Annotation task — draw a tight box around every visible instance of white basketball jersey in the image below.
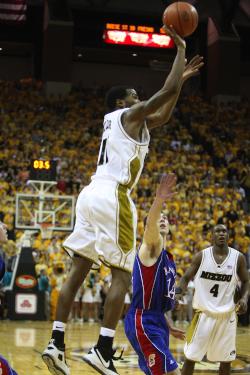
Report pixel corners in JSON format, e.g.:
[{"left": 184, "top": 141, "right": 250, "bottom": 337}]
[
  {"left": 93, "top": 108, "right": 150, "bottom": 190},
  {"left": 193, "top": 247, "right": 239, "bottom": 314}
]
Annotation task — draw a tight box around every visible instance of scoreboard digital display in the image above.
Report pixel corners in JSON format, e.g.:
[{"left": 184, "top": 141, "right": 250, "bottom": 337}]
[
  {"left": 103, "top": 23, "right": 174, "bottom": 49},
  {"left": 30, "top": 160, "right": 57, "bottom": 181}
]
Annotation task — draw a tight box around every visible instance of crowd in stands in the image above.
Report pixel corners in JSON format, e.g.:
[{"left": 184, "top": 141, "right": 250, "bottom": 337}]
[{"left": 0, "top": 79, "right": 250, "bottom": 324}]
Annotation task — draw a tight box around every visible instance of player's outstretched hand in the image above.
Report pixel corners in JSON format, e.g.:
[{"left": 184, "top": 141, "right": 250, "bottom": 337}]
[
  {"left": 183, "top": 55, "right": 204, "bottom": 82},
  {"left": 163, "top": 25, "right": 186, "bottom": 50},
  {"left": 169, "top": 325, "right": 186, "bottom": 340},
  {"left": 235, "top": 298, "right": 248, "bottom": 315},
  {"left": 0, "top": 222, "right": 8, "bottom": 243},
  {"left": 156, "top": 173, "right": 177, "bottom": 201}
]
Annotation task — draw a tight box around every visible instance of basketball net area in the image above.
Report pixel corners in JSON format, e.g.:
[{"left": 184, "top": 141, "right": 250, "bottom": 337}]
[
  {"left": 39, "top": 222, "right": 54, "bottom": 240},
  {"left": 15, "top": 180, "right": 75, "bottom": 245}
]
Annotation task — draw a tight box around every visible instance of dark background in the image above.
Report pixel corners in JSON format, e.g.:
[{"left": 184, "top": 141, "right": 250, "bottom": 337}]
[{"left": 0, "top": 0, "right": 249, "bottom": 96}]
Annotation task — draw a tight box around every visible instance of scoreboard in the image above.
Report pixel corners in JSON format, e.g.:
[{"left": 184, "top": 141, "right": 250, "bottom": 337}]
[
  {"left": 29, "top": 160, "right": 57, "bottom": 181},
  {"left": 103, "top": 23, "right": 174, "bottom": 49}
]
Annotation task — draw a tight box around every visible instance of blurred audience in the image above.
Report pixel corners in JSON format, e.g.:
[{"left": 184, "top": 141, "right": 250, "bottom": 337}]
[{"left": 0, "top": 79, "right": 250, "bottom": 324}]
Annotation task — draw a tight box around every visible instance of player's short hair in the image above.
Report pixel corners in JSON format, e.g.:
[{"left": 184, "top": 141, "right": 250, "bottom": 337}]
[
  {"left": 105, "top": 85, "right": 132, "bottom": 112},
  {"left": 213, "top": 224, "right": 228, "bottom": 233}
]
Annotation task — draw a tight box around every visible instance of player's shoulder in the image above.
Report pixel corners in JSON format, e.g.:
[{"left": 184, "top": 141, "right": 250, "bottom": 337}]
[
  {"left": 104, "top": 108, "right": 129, "bottom": 118},
  {"left": 193, "top": 250, "right": 203, "bottom": 262},
  {"left": 104, "top": 108, "right": 130, "bottom": 131},
  {"left": 202, "top": 246, "right": 212, "bottom": 252},
  {"left": 198, "top": 246, "right": 212, "bottom": 259},
  {"left": 136, "top": 243, "right": 163, "bottom": 267},
  {"left": 232, "top": 248, "right": 246, "bottom": 266},
  {"left": 228, "top": 246, "right": 240, "bottom": 254},
  {"left": 228, "top": 247, "right": 243, "bottom": 264}
]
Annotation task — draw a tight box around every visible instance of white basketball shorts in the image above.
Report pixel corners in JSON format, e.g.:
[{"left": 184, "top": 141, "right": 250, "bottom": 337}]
[
  {"left": 63, "top": 178, "right": 137, "bottom": 273},
  {"left": 184, "top": 310, "right": 237, "bottom": 362}
]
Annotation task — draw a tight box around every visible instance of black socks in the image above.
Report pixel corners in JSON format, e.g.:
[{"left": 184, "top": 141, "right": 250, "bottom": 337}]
[
  {"left": 96, "top": 335, "right": 114, "bottom": 361},
  {"left": 52, "top": 330, "right": 65, "bottom": 351}
]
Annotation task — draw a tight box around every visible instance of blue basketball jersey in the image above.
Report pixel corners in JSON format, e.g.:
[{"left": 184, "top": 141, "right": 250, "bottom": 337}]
[
  {"left": 0, "top": 355, "right": 18, "bottom": 375},
  {"left": 125, "top": 249, "right": 178, "bottom": 374},
  {"left": 130, "top": 249, "right": 176, "bottom": 313}
]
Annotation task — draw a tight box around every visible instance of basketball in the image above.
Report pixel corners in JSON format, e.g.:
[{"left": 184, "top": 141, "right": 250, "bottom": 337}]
[{"left": 162, "top": 2, "right": 198, "bottom": 37}]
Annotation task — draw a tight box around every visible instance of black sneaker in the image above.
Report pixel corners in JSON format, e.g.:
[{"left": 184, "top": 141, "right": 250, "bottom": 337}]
[{"left": 82, "top": 346, "right": 123, "bottom": 375}]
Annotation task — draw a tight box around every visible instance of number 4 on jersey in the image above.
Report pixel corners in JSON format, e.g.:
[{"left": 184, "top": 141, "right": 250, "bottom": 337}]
[{"left": 210, "top": 284, "right": 219, "bottom": 297}]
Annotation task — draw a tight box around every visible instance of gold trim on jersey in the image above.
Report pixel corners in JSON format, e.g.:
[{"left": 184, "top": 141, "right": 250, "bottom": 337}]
[
  {"left": 117, "top": 185, "right": 134, "bottom": 254},
  {"left": 127, "top": 154, "right": 141, "bottom": 189},
  {"left": 116, "top": 152, "right": 140, "bottom": 254},
  {"left": 186, "top": 311, "right": 202, "bottom": 344},
  {"left": 63, "top": 245, "right": 100, "bottom": 270},
  {"left": 99, "top": 256, "right": 132, "bottom": 274},
  {"left": 117, "top": 109, "right": 150, "bottom": 146}
]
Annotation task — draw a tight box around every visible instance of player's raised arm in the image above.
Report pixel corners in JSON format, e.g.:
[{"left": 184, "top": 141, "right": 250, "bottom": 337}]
[
  {"left": 122, "top": 26, "right": 186, "bottom": 133},
  {"left": 141, "top": 174, "right": 177, "bottom": 259},
  {"left": 146, "top": 55, "right": 204, "bottom": 129}
]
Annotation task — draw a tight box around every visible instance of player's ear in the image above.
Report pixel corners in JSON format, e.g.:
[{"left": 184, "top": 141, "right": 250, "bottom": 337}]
[{"left": 116, "top": 98, "right": 125, "bottom": 108}]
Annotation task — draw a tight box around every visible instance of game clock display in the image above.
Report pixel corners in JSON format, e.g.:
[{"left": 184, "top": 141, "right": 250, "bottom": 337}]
[{"left": 29, "top": 160, "right": 57, "bottom": 181}]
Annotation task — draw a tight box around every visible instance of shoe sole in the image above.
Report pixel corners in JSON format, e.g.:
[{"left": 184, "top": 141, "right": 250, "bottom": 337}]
[
  {"left": 82, "top": 356, "right": 108, "bottom": 375},
  {"left": 42, "top": 354, "right": 68, "bottom": 375}
]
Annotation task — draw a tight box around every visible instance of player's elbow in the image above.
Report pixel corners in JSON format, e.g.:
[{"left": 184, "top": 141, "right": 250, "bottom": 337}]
[{"left": 144, "top": 89, "right": 176, "bottom": 115}]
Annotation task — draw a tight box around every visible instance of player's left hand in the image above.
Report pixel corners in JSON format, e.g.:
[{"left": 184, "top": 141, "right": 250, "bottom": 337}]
[
  {"left": 163, "top": 25, "right": 186, "bottom": 50},
  {"left": 235, "top": 298, "right": 248, "bottom": 315},
  {"left": 182, "top": 55, "right": 204, "bottom": 82},
  {"left": 156, "top": 173, "right": 177, "bottom": 202},
  {"left": 169, "top": 325, "right": 186, "bottom": 340}
]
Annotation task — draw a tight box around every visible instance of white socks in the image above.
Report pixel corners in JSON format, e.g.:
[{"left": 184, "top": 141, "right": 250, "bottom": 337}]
[
  {"left": 100, "top": 327, "right": 115, "bottom": 337},
  {"left": 53, "top": 321, "right": 66, "bottom": 332}
]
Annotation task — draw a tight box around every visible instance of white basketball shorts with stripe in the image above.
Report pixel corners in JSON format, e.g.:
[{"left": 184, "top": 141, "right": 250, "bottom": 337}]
[
  {"left": 184, "top": 310, "right": 237, "bottom": 362},
  {"left": 63, "top": 178, "right": 137, "bottom": 273}
]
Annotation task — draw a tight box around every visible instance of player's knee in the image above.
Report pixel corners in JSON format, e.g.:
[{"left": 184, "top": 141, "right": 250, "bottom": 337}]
[
  {"left": 67, "top": 261, "right": 90, "bottom": 289},
  {"left": 67, "top": 272, "right": 84, "bottom": 290},
  {"left": 111, "top": 268, "right": 131, "bottom": 291}
]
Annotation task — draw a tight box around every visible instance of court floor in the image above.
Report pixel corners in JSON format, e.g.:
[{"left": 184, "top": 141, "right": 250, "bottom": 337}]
[{"left": 0, "top": 321, "right": 249, "bottom": 375}]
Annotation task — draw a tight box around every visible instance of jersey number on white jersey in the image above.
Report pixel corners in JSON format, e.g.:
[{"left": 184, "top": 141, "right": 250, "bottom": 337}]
[
  {"left": 210, "top": 284, "right": 219, "bottom": 297},
  {"left": 98, "top": 138, "right": 108, "bottom": 165}
]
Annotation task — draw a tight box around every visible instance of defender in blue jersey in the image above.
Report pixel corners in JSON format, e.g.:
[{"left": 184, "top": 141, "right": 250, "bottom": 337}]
[{"left": 125, "top": 174, "right": 184, "bottom": 375}]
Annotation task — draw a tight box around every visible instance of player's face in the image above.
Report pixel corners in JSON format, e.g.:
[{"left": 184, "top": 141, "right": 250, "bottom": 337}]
[
  {"left": 159, "top": 214, "right": 169, "bottom": 236},
  {"left": 213, "top": 225, "right": 228, "bottom": 246},
  {"left": 124, "top": 89, "right": 140, "bottom": 107}
]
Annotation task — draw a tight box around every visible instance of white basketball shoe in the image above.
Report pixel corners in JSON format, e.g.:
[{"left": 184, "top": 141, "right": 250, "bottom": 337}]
[
  {"left": 42, "top": 339, "right": 70, "bottom": 375},
  {"left": 83, "top": 346, "right": 120, "bottom": 375}
]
